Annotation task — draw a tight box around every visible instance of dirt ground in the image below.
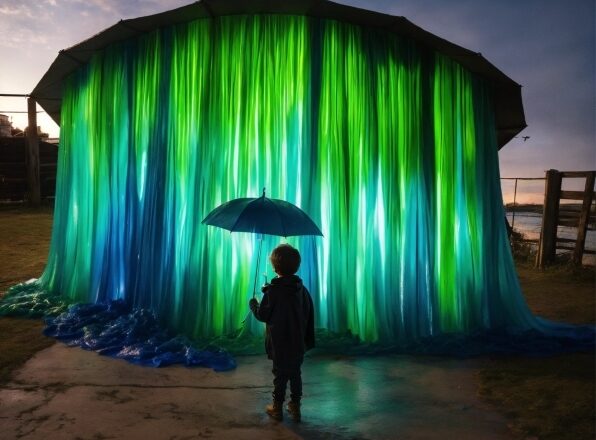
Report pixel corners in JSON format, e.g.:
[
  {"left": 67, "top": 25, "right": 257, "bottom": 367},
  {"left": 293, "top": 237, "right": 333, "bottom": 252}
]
[
  {"left": 0, "top": 205, "right": 52, "bottom": 294},
  {"left": 479, "top": 262, "right": 595, "bottom": 440},
  {"left": 0, "top": 206, "right": 594, "bottom": 439}
]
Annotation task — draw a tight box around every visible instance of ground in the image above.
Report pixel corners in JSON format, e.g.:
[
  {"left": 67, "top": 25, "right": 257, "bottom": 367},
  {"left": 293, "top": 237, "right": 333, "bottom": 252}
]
[
  {"left": 2, "top": 345, "right": 511, "bottom": 440},
  {"left": 0, "top": 206, "right": 594, "bottom": 440}
]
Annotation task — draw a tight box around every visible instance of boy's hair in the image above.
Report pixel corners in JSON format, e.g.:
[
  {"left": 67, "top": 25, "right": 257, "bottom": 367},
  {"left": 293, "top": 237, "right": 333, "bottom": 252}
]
[{"left": 270, "top": 244, "right": 301, "bottom": 276}]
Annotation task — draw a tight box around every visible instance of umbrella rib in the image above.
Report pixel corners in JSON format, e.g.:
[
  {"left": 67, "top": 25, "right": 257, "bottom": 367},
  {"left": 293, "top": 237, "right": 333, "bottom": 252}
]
[{"left": 229, "top": 204, "right": 249, "bottom": 233}]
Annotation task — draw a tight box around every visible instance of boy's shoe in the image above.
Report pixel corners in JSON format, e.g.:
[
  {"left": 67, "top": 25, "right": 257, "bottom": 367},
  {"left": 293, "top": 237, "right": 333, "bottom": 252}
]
[
  {"left": 266, "top": 401, "right": 283, "bottom": 421},
  {"left": 286, "top": 400, "right": 301, "bottom": 422}
]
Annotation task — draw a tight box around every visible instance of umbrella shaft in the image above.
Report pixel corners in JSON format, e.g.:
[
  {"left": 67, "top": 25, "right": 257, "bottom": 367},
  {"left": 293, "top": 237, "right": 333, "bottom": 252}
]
[{"left": 252, "top": 236, "right": 264, "bottom": 298}]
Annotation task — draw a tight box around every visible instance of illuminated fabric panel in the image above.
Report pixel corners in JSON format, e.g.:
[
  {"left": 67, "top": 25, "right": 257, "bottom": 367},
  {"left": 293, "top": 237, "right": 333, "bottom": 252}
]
[{"left": 40, "top": 15, "right": 538, "bottom": 342}]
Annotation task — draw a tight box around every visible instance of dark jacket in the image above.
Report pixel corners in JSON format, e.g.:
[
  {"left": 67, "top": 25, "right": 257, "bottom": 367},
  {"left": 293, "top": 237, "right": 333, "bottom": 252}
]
[{"left": 250, "top": 275, "right": 315, "bottom": 366}]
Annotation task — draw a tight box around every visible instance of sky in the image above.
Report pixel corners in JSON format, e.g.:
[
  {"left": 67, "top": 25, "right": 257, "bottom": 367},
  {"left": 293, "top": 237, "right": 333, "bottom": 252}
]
[{"left": 0, "top": 0, "right": 594, "bottom": 203}]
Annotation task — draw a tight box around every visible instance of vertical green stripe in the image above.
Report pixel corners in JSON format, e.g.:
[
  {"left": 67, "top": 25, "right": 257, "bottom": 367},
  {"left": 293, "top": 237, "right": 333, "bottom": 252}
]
[{"left": 43, "top": 16, "right": 534, "bottom": 342}]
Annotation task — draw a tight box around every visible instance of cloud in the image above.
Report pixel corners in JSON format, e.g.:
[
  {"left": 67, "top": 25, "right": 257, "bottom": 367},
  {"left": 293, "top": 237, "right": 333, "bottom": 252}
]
[
  {"left": 0, "top": 5, "right": 33, "bottom": 17},
  {"left": 0, "top": 6, "right": 20, "bottom": 15}
]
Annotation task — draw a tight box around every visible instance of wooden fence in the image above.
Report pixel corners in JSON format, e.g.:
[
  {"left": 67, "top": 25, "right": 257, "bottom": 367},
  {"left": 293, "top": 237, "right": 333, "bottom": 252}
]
[
  {"left": 0, "top": 137, "right": 57, "bottom": 202},
  {"left": 536, "top": 170, "right": 596, "bottom": 267}
]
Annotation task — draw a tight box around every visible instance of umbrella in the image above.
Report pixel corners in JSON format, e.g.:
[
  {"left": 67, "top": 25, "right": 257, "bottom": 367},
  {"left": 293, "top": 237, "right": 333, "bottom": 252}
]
[{"left": 202, "top": 188, "right": 323, "bottom": 298}]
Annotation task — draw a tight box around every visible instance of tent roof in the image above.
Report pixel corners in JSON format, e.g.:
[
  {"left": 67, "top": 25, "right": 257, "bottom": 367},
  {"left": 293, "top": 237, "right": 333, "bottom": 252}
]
[{"left": 31, "top": 0, "right": 526, "bottom": 149}]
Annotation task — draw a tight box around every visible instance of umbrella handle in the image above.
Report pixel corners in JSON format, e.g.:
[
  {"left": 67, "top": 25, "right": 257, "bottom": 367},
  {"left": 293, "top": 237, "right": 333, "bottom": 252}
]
[{"left": 252, "top": 235, "right": 264, "bottom": 298}]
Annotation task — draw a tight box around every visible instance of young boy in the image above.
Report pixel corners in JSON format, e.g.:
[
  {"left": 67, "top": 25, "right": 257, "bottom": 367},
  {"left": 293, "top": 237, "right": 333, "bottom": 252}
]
[{"left": 249, "top": 243, "right": 315, "bottom": 422}]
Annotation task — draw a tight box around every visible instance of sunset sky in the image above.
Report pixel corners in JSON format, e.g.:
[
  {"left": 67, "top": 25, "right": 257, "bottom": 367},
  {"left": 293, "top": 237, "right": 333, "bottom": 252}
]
[{"left": 0, "top": 0, "right": 594, "bottom": 203}]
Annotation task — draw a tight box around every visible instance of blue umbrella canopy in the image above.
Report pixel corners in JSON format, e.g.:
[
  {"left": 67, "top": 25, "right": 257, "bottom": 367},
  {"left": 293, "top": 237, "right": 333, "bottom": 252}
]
[
  {"left": 202, "top": 189, "right": 322, "bottom": 299},
  {"left": 202, "top": 190, "right": 323, "bottom": 237}
]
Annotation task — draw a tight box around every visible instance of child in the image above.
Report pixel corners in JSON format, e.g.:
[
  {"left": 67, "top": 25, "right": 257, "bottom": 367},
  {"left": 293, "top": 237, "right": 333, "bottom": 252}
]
[{"left": 249, "top": 243, "right": 315, "bottom": 422}]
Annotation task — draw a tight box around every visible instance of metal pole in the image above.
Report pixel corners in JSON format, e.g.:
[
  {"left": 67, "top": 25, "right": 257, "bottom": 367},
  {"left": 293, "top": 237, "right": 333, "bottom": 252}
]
[
  {"left": 252, "top": 235, "right": 264, "bottom": 298},
  {"left": 511, "top": 178, "right": 518, "bottom": 230}
]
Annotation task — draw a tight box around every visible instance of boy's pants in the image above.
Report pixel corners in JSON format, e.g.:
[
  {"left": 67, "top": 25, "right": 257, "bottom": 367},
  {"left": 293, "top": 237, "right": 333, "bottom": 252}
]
[{"left": 272, "top": 361, "right": 302, "bottom": 402}]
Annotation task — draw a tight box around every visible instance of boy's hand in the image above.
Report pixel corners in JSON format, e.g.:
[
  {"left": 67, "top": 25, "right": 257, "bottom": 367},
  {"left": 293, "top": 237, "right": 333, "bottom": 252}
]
[
  {"left": 261, "top": 283, "right": 271, "bottom": 293},
  {"left": 249, "top": 298, "right": 259, "bottom": 310}
]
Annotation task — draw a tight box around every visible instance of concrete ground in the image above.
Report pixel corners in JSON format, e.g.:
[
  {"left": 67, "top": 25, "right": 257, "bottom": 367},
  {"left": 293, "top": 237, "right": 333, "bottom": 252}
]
[{"left": 0, "top": 343, "right": 512, "bottom": 440}]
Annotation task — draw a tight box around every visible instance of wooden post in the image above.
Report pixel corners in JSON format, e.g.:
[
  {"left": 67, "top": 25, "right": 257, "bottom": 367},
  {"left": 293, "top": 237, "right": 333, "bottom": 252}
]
[
  {"left": 536, "top": 169, "right": 561, "bottom": 268},
  {"left": 26, "top": 97, "right": 41, "bottom": 206},
  {"left": 573, "top": 171, "right": 595, "bottom": 264},
  {"left": 511, "top": 178, "right": 518, "bottom": 230}
]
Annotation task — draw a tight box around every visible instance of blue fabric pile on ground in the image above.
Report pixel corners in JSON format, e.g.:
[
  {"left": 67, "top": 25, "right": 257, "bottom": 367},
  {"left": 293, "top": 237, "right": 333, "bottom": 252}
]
[
  {"left": 1, "top": 280, "right": 593, "bottom": 366},
  {"left": 43, "top": 300, "right": 236, "bottom": 371},
  {"left": 1, "top": 280, "right": 235, "bottom": 371},
  {"left": 205, "top": 320, "right": 595, "bottom": 358}
]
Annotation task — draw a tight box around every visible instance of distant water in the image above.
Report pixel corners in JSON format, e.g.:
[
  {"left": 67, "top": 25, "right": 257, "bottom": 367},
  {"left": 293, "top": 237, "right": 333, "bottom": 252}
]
[{"left": 505, "top": 211, "right": 595, "bottom": 265}]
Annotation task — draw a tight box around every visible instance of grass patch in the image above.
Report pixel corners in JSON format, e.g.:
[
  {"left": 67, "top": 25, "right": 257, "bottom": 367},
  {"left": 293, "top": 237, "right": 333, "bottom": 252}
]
[
  {"left": 0, "top": 205, "right": 55, "bottom": 385},
  {"left": 0, "top": 204, "right": 53, "bottom": 295},
  {"left": 516, "top": 261, "right": 595, "bottom": 325},
  {"left": 479, "top": 261, "right": 595, "bottom": 440},
  {"left": 480, "top": 353, "right": 594, "bottom": 440},
  {"left": 0, "top": 317, "right": 54, "bottom": 385}
]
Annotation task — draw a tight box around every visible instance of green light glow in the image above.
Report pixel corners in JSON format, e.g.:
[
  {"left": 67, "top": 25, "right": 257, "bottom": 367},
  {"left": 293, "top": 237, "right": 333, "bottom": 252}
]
[{"left": 40, "top": 15, "right": 537, "bottom": 342}]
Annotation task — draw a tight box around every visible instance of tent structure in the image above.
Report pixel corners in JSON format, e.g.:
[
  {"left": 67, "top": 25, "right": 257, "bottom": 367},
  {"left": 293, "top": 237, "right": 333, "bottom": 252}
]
[
  {"left": 9, "top": 0, "right": 589, "bottom": 351},
  {"left": 32, "top": 1, "right": 526, "bottom": 148}
]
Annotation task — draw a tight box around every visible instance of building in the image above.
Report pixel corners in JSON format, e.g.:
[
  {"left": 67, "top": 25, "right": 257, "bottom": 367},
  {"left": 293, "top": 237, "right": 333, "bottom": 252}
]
[
  {"left": 0, "top": 137, "right": 57, "bottom": 201},
  {"left": 0, "top": 114, "right": 11, "bottom": 137},
  {"left": 29, "top": 1, "right": 554, "bottom": 347}
]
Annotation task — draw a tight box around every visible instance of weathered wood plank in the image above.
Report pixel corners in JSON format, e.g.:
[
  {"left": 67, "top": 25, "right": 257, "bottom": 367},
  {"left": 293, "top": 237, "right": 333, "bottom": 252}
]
[
  {"left": 536, "top": 169, "right": 562, "bottom": 267},
  {"left": 557, "top": 245, "right": 596, "bottom": 255},
  {"left": 556, "top": 237, "right": 577, "bottom": 243},
  {"left": 556, "top": 245, "right": 575, "bottom": 251},
  {"left": 26, "top": 98, "right": 41, "bottom": 206},
  {"left": 574, "top": 171, "right": 596, "bottom": 264},
  {"left": 558, "top": 220, "right": 579, "bottom": 227},
  {"left": 558, "top": 213, "right": 579, "bottom": 220},
  {"left": 558, "top": 205, "right": 583, "bottom": 212},
  {"left": 560, "top": 190, "right": 595, "bottom": 200},
  {"left": 0, "top": 177, "right": 27, "bottom": 183},
  {"left": 560, "top": 171, "right": 596, "bottom": 178}
]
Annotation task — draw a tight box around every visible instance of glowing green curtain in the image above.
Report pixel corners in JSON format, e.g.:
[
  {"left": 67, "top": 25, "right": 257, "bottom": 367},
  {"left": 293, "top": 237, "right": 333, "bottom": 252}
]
[{"left": 41, "top": 15, "right": 537, "bottom": 342}]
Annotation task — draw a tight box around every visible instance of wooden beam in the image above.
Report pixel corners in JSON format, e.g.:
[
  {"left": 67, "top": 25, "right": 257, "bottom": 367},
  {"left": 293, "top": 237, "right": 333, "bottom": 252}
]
[
  {"left": 26, "top": 98, "right": 41, "bottom": 206},
  {"left": 556, "top": 245, "right": 575, "bottom": 251},
  {"left": 558, "top": 212, "right": 579, "bottom": 219},
  {"left": 557, "top": 245, "right": 596, "bottom": 255},
  {"left": 558, "top": 205, "right": 583, "bottom": 212},
  {"left": 536, "top": 169, "right": 562, "bottom": 267},
  {"left": 558, "top": 219, "right": 579, "bottom": 227},
  {"left": 0, "top": 177, "right": 26, "bottom": 183},
  {"left": 573, "top": 171, "right": 596, "bottom": 264},
  {"left": 556, "top": 237, "right": 577, "bottom": 243},
  {"left": 560, "top": 171, "right": 595, "bottom": 178},
  {"left": 560, "top": 190, "right": 596, "bottom": 200}
]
